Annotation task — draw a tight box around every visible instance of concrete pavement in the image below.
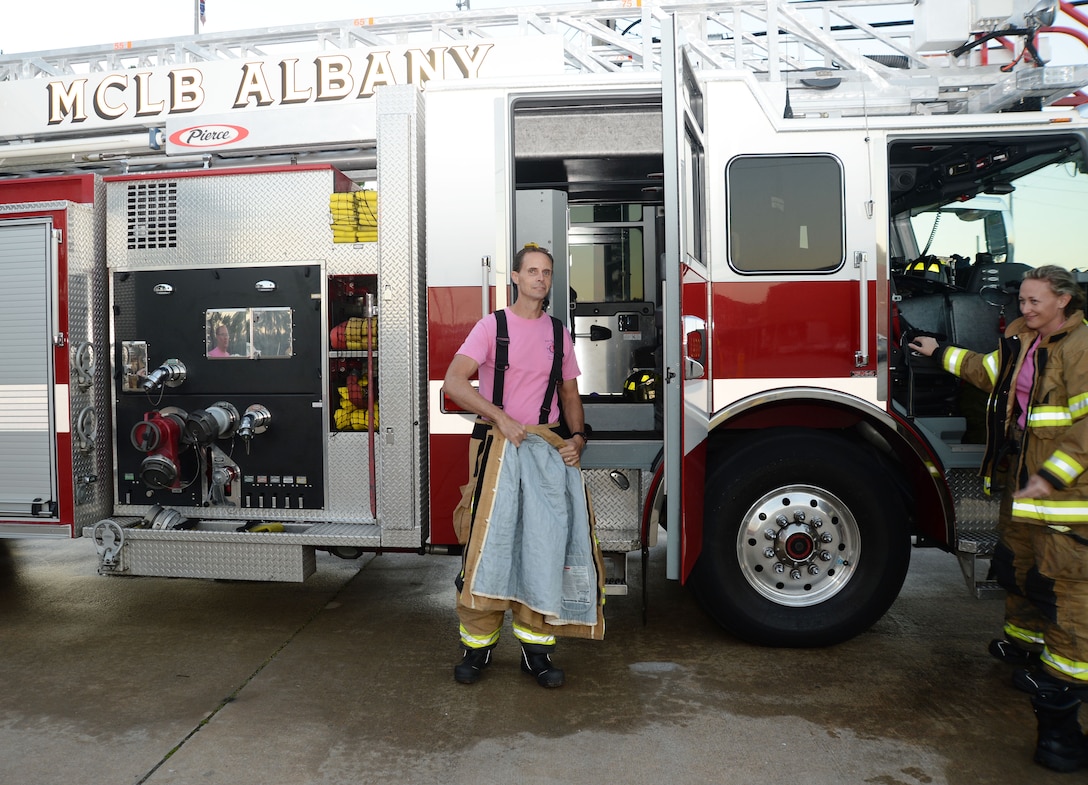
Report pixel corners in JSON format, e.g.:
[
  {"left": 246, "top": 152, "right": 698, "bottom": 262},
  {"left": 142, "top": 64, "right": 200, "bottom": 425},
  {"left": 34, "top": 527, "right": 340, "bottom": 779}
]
[{"left": 0, "top": 536, "right": 1071, "bottom": 785}]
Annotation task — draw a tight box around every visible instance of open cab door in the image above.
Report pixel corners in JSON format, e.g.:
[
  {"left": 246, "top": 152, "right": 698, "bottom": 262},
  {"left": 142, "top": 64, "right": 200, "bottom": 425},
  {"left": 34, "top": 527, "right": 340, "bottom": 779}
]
[{"left": 661, "top": 9, "right": 711, "bottom": 582}]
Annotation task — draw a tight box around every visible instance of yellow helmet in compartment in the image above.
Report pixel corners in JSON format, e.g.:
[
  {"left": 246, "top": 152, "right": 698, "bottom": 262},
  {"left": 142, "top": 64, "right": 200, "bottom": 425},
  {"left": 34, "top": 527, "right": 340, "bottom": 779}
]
[{"left": 623, "top": 370, "right": 660, "bottom": 402}]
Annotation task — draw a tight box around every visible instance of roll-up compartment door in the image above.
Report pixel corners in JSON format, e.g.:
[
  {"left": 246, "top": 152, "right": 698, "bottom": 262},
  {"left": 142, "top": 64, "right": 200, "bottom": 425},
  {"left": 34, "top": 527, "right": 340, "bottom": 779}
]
[{"left": 0, "top": 219, "right": 57, "bottom": 517}]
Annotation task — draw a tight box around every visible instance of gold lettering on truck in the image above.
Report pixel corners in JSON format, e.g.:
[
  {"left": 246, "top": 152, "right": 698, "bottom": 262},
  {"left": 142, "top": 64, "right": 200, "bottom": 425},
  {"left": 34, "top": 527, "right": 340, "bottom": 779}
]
[
  {"left": 93, "top": 73, "right": 128, "bottom": 120},
  {"left": 449, "top": 44, "right": 493, "bottom": 78},
  {"left": 406, "top": 47, "right": 447, "bottom": 84},
  {"left": 233, "top": 62, "right": 276, "bottom": 108},
  {"left": 47, "top": 79, "right": 88, "bottom": 124},
  {"left": 315, "top": 55, "right": 353, "bottom": 101},
  {"left": 168, "top": 69, "right": 205, "bottom": 114},
  {"left": 133, "top": 72, "right": 166, "bottom": 117},
  {"left": 41, "top": 44, "right": 495, "bottom": 125},
  {"left": 279, "top": 59, "right": 312, "bottom": 105},
  {"left": 357, "top": 50, "right": 395, "bottom": 99}
]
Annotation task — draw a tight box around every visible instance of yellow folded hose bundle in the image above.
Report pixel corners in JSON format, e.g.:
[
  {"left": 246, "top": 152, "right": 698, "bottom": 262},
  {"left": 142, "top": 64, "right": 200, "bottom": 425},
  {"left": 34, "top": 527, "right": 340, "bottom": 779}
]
[
  {"left": 355, "top": 190, "right": 378, "bottom": 229},
  {"left": 332, "top": 228, "right": 377, "bottom": 242},
  {"left": 329, "top": 192, "right": 358, "bottom": 221},
  {"left": 329, "top": 190, "right": 378, "bottom": 242}
]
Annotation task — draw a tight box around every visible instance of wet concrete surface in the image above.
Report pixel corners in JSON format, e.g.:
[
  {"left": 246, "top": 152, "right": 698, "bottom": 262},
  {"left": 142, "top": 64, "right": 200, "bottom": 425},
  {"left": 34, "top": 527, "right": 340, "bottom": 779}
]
[{"left": 0, "top": 535, "right": 1074, "bottom": 785}]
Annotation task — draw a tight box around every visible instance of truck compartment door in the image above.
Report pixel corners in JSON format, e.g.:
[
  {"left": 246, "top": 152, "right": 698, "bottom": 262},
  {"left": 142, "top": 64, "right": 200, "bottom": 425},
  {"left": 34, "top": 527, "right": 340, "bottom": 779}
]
[{"left": 0, "top": 219, "right": 58, "bottom": 517}]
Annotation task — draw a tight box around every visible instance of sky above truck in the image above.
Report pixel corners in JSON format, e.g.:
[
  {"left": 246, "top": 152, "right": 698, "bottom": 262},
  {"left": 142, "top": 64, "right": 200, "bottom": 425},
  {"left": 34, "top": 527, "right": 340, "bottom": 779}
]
[{"left": 2, "top": 0, "right": 562, "bottom": 54}]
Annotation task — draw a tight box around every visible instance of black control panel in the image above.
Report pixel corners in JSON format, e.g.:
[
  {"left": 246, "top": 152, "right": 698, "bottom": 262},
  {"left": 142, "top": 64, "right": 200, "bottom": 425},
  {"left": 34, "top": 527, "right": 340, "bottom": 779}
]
[{"left": 112, "top": 265, "right": 325, "bottom": 510}]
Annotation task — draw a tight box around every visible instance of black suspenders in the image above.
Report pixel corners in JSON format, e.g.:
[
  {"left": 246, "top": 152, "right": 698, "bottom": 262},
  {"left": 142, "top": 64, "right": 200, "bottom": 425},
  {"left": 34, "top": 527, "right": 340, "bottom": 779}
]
[
  {"left": 540, "top": 315, "right": 565, "bottom": 425},
  {"left": 492, "top": 309, "right": 564, "bottom": 425},
  {"left": 493, "top": 309, "right": 512, "bottom": 414}
]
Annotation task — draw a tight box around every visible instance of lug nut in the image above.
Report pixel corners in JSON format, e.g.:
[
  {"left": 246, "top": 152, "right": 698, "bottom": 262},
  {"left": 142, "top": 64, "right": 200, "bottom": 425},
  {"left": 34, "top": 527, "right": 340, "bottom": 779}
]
[
  {"left": 793, "top": 510, "right": 806, "bottom": 522},
  {"left": 776, "top": 514, "right": 788, "bottom": 527},
  {"left": 763, "top": 547, "right": 776, "bottom": 559},
  {"left": 819, "top": 532, "right": 834, "bottom": 543},
  {"left": 773, "top": 563, "right": 785, "bottom": 574},
  {"left": 819, "top": 550, "right": 833, "bottom": 562},
  {"left": 790, "top": 569, "right": 802, "bottom": 580},
  {"left": 764, "top": 529, "right": 778, "bottom": 541},
  {"left": 808, "top": 564, "right": 820, "bottom": 576}
]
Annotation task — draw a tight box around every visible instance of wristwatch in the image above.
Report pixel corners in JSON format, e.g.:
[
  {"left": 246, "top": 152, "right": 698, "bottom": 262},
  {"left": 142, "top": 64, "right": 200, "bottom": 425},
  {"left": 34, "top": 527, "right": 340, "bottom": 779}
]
[{"left": 570, "top": 431, "right": 588, "bottom": 442}]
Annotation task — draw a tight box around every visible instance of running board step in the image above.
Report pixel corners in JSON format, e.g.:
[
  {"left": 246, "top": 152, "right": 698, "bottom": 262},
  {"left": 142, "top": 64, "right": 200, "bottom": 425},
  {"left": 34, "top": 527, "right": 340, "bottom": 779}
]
[
  {"left": 602, "top": 552, "right": 628, "bottom": 596},
  {"left": 956, "top": 530, "right": 1004, "bottom": 600}
]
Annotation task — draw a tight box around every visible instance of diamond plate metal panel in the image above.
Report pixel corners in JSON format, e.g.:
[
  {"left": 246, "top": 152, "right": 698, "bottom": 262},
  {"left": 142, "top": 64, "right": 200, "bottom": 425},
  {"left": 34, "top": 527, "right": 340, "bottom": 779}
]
[
  {"left": 326, "top": 433, "right": 376, "bottom": 522},
  {"left": 106, "top": 168, "right": 351, "bottom": 270},
  {"left": 950, "top": 467, "right": 1000, "bottom": 574},
  {"left": 83, "top": 521, "right": 381, "bottom": 546},
  {"left": 66, "top": 191, "right": 114, "bottom": 532},
  {"left": 118, "top": 538, "right": 316, "bottom": 581},
  {"left": 584, "top": 468, "right": 647, "bottom": 552},
  {"left": 375, "top": 86, "right": 427, "bottom": 547},
  {"left": 949, "top": 467, "right": 1000, "bottom": 532},
  {"left": 0, "top": 200, "right": 66, "bottom": 217},
  {"left": 83, "top": 520, "right": 380, "bottom": 579},
  {"left": 327, "top": 243, "right": 378, "bottom": 277}
]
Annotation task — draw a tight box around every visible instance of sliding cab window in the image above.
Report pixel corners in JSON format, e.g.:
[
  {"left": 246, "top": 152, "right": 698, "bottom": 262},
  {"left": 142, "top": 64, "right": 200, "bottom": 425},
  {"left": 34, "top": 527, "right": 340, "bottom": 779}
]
[{"left": 727, "top": 154, "right": 845, "bottom": 273}]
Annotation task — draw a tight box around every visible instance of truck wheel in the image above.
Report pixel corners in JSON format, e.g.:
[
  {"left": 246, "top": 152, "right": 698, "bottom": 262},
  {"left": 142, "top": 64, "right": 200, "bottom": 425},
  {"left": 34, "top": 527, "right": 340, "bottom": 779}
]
[{"left": 690, "top": 430, "right": 910, "bottom": 647}]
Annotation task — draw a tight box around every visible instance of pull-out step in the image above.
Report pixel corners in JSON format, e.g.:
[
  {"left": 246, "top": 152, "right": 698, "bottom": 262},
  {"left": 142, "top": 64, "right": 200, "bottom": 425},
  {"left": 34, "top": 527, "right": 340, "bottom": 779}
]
[
  {"left": 956, "top": 529, "right": 1003, "bottom": 599},
  {"left": 602, "top": 552, "right": 629, "bottom": 596},
  {"left": 85, "top": 518, "right": 383, "bottom": 581}
]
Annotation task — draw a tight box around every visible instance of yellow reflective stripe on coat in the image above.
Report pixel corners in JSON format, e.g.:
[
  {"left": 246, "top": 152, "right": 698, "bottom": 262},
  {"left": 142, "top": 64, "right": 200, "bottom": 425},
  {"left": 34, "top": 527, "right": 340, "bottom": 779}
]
[
  {"left": 1044, "top": 450, "right": 1086, "bottom": 487},
  {"left": 512, "top": 624, "right": 555, "bottom": 646},
  {"left": 942, "top": 346, "right": 968, "bottom": 376},
  {"left": 1012, "top": 498, "right": 1088, "bottom": 523},
  {"left": 1042, "top": 647, "right": 1088, "bottom": 682},
  {"left": 982, "top": 351, "right": 999, "bottom": 386},
  {"left": 1028, "top": 405, "right": 1073, "bottom": 428},
  {"left": 1070, "top": 391, "right": 1088, "bottom": 421},
  {"left": 459, "top": 625, "right": 500, "bottom": 649}
]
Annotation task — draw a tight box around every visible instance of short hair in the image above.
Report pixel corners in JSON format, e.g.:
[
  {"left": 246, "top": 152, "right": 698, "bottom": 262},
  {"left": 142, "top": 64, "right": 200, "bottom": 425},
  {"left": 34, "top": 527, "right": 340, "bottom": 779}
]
[
  {"left": 513, "top": 244, "right": 554, "bottom": 273},
  {"left": 1023, "top": 265, "right": 1085, "bottom": 316}
]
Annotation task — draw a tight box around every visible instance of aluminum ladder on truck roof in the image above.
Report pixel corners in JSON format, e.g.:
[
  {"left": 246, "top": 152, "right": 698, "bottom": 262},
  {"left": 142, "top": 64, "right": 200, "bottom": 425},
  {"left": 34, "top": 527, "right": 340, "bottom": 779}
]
[{"left": 2, "top": 0, "right": 1088, "bottom": 119}]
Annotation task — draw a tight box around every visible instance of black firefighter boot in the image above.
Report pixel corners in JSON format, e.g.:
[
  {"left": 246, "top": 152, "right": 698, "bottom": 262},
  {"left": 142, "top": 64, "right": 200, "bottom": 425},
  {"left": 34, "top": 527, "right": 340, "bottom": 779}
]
[
  {"left": 453, "top": 645, "right": 494, "bottom": 685},
  {"left": 520, "top": 643, "right": 565, "bottom": 688},
  {"left": 1031, "top": 689, "right": 1088, "bottom": 772}
]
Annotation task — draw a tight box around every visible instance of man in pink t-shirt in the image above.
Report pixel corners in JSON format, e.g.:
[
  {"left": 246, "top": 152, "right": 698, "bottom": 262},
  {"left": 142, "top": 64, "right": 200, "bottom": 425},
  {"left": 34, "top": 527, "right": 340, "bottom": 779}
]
[
  {"left": 443, "top": 246, "right": 588, "bottom": 688},
  {"left": 208, "top": 324, "right": 232, "bottom": 358}
]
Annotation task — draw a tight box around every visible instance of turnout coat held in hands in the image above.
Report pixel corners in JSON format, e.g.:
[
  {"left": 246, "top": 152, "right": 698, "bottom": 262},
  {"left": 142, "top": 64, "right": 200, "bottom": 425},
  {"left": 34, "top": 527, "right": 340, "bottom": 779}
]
[{"left": 454, "top": 424, "right": 606, "bottom": 640}]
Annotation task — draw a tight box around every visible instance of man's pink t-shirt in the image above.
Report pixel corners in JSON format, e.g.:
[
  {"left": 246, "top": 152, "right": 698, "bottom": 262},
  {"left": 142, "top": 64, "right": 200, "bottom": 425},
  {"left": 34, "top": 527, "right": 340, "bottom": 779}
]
[{"left": 456, "top": 309, "right": 580, "bottom": 425}]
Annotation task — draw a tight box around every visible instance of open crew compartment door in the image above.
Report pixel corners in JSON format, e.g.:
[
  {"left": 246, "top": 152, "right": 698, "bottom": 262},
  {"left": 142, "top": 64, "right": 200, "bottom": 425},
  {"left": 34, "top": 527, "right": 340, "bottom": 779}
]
[
  {"left": 0, "top": 218, "right": 58, "bottom": 519},
  {"left": 661, "top": 10, "right": 711, "bottom": 582}
]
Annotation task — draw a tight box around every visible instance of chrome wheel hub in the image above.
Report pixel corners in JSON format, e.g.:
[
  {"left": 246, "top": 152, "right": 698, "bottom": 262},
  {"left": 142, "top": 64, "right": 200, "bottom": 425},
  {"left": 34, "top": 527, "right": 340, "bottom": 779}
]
[{"left": 737, "top": 484, "right": 860, "bottom": 607}]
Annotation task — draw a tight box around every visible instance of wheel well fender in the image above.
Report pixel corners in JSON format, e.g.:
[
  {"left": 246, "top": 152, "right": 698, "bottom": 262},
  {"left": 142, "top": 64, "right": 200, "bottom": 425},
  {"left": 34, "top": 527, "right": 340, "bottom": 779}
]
[{"left": 705, "top": 389, "right": 954, "bottom": 549}]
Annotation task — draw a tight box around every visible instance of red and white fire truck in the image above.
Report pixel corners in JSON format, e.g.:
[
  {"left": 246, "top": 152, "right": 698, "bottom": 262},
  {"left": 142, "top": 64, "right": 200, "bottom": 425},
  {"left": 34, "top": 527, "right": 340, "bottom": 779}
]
[{"left": 3, "top": 0, "right": 1088, "bottom": 646}]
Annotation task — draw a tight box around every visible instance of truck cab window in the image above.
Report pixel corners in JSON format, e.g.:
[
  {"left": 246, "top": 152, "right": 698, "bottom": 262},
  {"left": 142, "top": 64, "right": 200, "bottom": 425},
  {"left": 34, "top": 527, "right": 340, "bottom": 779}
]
[{"left": 727, "top": 154, "right": 844, "bottom": 273}]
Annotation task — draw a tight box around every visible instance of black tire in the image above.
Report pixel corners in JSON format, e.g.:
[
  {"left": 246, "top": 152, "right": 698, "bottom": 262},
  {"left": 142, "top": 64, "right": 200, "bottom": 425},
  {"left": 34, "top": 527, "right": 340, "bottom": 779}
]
[{"left": 689, "top": 429, "right": 910, "bottom": 647}]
